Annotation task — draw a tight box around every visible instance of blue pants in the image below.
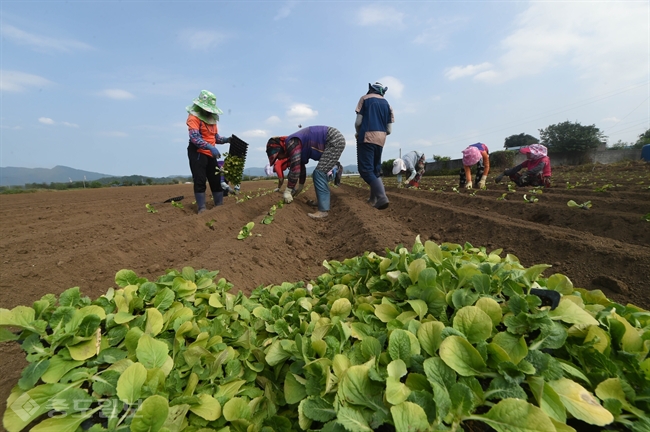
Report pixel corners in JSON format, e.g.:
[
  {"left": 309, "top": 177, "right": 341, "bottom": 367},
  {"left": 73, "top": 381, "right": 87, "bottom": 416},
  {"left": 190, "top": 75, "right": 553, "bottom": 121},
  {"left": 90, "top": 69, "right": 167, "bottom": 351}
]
[
  {"left": 357, "top": 142, "right": 383, "bottom": 184},
  {"left": 312, "top": 170, "right": 330, "bottom": 211}
]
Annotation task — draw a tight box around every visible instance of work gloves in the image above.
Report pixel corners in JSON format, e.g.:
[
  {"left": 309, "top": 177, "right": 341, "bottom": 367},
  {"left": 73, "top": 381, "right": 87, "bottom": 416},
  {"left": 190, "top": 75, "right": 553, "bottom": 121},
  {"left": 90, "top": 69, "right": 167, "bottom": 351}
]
[
  {"left": 465, "top": 182, "right": 473, "bottom": 190},
  {"left": 273, "top": 188, "right": 281, "bottom": 192},
  {"left": 209, "top": 146, "right": 221, "bottom": 159},
  {"left": 283, "top": 189, "right": 293, "bottom": 203},
  {"left": 478, "top": 175, "right": 487, "bottom": 189}
]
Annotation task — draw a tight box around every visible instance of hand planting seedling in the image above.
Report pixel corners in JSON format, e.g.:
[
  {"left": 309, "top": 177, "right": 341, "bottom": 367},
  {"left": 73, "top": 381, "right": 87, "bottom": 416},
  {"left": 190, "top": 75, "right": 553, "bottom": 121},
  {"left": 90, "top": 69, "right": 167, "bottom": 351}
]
[
  {"left": 145, "top": 203, "right": 157, "bottom": 213},
  {"left": 567, "top": 200, "right": 592, "bottom": 210},
  {"left": 237, "top": 221, "right": 254, "bottom": 239}
]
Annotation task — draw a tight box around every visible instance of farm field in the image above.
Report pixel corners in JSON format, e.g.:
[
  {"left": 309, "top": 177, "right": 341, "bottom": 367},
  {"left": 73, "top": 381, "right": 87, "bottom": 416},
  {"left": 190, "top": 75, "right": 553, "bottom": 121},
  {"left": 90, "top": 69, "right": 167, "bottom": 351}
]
[{"left": 0, "top": 160, "right": 649, "bottom": 425}]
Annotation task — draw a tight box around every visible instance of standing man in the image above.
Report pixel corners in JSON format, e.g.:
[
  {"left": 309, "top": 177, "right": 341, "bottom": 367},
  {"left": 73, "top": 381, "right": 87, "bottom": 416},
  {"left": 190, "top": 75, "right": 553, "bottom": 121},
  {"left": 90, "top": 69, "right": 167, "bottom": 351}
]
[{"left": 355, "top": 82, "right": 394, "bottom": 210}]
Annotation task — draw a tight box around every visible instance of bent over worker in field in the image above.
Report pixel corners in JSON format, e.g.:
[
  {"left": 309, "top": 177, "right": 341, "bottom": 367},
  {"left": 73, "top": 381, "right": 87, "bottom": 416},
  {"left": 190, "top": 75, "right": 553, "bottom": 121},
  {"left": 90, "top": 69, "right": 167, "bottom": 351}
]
[
  {"left": 356, "top": 82, "right": 394, "bottom": 209},
  {"left": 460, "top": 143, "right": 490, "bottom": 190},
  {"left": 186, "top": 90, "right": 232, "bottom": 214},
  {"left": 264, "top": 137, "right": 290, "bottom": 191},
  {"left": 495, "top": 144, "right": 552, "bottom": 188},
  {"left": 266, "top": 126, "right": 346, "bottom": 219},
  {"left": 393, "top": 151, "right": 426, "bottom": 188}
]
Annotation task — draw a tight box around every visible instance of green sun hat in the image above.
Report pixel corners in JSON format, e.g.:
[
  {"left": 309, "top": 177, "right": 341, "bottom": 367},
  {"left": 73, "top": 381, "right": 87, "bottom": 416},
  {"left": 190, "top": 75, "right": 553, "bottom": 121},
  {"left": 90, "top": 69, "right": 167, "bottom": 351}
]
[{"left": 191, "top": 90, "right": 223, "bottom": 115}]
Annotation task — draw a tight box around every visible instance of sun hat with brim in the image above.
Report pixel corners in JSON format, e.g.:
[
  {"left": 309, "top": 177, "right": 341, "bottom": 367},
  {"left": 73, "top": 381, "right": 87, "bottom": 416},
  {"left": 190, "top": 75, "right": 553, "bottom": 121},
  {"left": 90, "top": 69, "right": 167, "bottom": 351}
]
[
  {"left": 369, "top": 82, "right": 388, "bottom": 96},
  {"left": 392, "top": 158, "right": 406, "bottom": 175},
  {"left": 520, "top": 144, "right": 547, "bottom": 159},
  {"left": 193, "top": 90, "right": 223, "bottom": 115},
  {"left": 462, "top": 146, "right": 482, "bottom": 167}
]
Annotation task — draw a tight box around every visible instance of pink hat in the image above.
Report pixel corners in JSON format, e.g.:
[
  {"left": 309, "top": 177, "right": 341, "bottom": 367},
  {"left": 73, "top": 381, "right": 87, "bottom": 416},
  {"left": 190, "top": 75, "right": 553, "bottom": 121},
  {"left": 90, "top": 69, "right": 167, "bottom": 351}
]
[
  {"left": 521, "top": 144, "right": 547, "bottom": 159},
  {"left": 462, "top": 146, "right": 482, "bottom": 166}
]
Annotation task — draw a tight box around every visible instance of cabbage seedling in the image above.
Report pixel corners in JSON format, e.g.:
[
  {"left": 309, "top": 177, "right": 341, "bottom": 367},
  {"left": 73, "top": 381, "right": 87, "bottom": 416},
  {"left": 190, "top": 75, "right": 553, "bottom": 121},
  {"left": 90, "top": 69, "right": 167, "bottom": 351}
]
[
  {"left": 643, "top": 213, "right": 650, "bottom": 222},
  {"left": 146, "top": 204, "right": 158, "bottom": 213},
  {"left": 237, "top": 222, "right": 254, "bottom": 239},
  {"left": 496, "top": 193, "right": 507, "bottom": 201},
  {"left": 171, "top": 200, "right": 183, "bottom": 209},
  {"left": 567, "top": 200, "right": 592, "bottom": 210},
  {"left": 523, "top": 194, "right": 538, "bottom": 203}
]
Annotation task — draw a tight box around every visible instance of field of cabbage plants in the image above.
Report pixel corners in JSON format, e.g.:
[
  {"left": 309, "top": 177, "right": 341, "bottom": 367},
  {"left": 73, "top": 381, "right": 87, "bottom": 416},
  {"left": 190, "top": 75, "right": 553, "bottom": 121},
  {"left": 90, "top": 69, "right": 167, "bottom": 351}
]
[{"left": 0, "top": 160, "right": 648, "bottom": 431}]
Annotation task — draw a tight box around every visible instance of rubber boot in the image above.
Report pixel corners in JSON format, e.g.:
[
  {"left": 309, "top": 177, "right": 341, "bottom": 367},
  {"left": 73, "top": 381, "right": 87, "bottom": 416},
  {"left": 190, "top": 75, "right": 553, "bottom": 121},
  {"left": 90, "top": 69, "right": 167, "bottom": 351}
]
[
  {"left": 195, "top": 192, "right": 207, "bottom": 214},
  {"left": 370, "top": 178, "right": 389, "bottom": 210},
  {"left": 213, "top": 191, "right": 224, "bottom": 207}
]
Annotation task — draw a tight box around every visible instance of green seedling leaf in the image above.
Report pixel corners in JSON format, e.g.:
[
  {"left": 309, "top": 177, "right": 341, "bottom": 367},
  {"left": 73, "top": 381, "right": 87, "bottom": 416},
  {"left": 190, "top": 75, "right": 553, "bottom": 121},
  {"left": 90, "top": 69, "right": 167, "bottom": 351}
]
[
  {"left": 145, "top": 203, "right": 158, "bottom": 213},
  {"left": 237, "top": 221, "right": 255, "bottom": 239},
  {"left": 548, "top": 378, "right": 614, "bottom": 426},
  {"left": 189, "top": 393, "right": 222, "bottom": 421},
  {"left": 471, "top": 398, "right": 556, "bottom": 432},
  {"left": 439, "top": 335, "right": 487, "bottom": 376},
  {"left": 453, "top": 305, "right": 493, "bottom": 344},
  {"left": 390, "top": 401, "right": 430, "bottom": 432},
  {"left": 116, "top": 362, "right": 147, "bottom": 404},
  {"left": 567, "top": 200, "right": 592, "bottom": 209},
  {"left": 130, "top": 395, "right": 169, "bottom": 432}
]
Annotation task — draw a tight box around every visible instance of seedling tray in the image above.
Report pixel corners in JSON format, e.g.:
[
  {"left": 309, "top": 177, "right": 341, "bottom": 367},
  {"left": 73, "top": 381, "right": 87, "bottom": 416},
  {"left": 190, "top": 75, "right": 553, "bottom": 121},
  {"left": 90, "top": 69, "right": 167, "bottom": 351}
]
[{"left": 229, "top": 135, "right": 249, "bottom": 161}]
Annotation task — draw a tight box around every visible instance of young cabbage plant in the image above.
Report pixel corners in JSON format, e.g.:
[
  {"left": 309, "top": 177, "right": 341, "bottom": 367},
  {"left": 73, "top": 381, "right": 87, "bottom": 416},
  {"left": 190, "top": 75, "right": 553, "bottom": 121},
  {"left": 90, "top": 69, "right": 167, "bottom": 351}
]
[
  {"left": 171, "top": 200, "right": 183, "bottom": 209},
  {"left": 523, "top": 194, "right": 538, "bottom": 203},
  {"left": 145, "top": 204, "right": 157, "bottom": 213},
  {"left": 237, "top": 221, "right": 254, "bottom": 239},
  {"left": 567, "top": 200, "right": 592, "bottom": 210}
]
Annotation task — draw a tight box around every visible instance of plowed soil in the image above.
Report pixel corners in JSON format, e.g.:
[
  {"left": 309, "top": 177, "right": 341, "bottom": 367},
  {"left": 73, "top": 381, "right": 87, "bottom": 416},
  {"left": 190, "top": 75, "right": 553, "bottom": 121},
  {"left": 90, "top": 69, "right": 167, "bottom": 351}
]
[{"left": 1, "top": 161, "right": 649, "bottom": 422}]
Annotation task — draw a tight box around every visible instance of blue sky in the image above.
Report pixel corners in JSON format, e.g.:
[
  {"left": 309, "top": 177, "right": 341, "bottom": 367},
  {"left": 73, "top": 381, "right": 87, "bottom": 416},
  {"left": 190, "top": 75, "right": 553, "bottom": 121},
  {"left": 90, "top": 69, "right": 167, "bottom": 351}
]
[{"left": 1, "top": 1, "right": 648, "bottom": 177}]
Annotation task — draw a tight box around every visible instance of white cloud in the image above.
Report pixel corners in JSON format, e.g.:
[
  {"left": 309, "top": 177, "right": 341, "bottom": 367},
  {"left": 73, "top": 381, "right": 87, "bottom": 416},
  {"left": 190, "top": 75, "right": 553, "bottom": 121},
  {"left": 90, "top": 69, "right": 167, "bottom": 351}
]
[
  {"left": 1, "top": 70, "right": 51, "bottom": 92},
  {"left": 101, "top": 131, "right": 128, "bottom": 138},
  {"left": 179, "top": 30, "right": 227, "bottom": 51},
  {"left": 274, "top": 1, "right": 298, "bottom": 20},
  {"left": 1, "top": 25, "right": 92, "bottom": 52},
  {"left": 265, "top": 116, "right": 282, "bottom": 125},
  {"left": 413, "top": 16, "right": 467, "bottom": 50},
  {"left": 452, "top": 2, "right": 648, "bottom": 84},
  {"left": 376, "top": 76, "right": 404, "bottom": 99},
  {"left": 286, "top": 104, "right": 318, "bottom": 120},
  {"left": 445, "top": 63, "right": 492, "bottom": 80},
  {"left": 37, "top": 117, "right": 79, "bottom": 127},
  {"left": 240, "top": 129, "right": 268, "bottom": 139},
  {"left": 98, "top": 89, "right": 135, "bottom": 100},
  {"left": 357, "top": 6, "right": 405, "bottom": 27}
]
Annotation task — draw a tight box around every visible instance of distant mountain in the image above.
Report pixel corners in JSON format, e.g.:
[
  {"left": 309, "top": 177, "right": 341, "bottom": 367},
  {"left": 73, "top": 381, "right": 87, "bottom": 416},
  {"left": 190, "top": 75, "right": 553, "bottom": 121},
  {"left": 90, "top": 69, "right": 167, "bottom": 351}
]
[
  {"left": 1, "top": 163, "right": 359, "bottom": 186},
  {"left": 0, "top": 165, "right": 114, "bottom": 186}
]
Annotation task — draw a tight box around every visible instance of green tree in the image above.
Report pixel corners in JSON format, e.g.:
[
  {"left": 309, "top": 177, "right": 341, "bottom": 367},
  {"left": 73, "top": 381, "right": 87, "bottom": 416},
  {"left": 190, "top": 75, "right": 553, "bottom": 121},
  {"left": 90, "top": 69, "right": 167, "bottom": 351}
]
[
  {"left": 381, "top": 159, "right": 395, "bottom": 177},
  {"left": 635, "top": 129, "right": 650, "bottom": 148},
  {"left": 503, "top": 133, "right": 539, "bottom": 148},
  {"left": 432, "top": 155, "right": 451, "bottom": 162},
  {"left": 539, "top": 121, "right": 606, "bottom": 153}
]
